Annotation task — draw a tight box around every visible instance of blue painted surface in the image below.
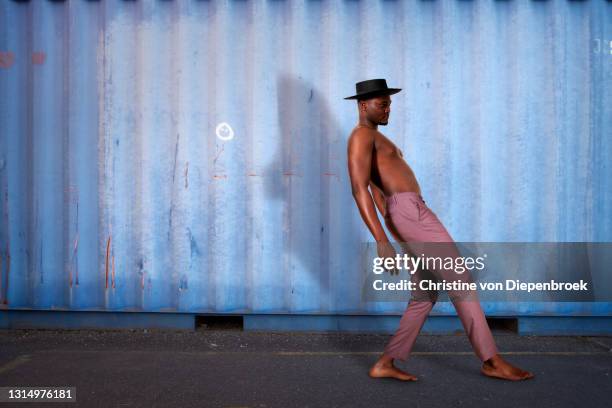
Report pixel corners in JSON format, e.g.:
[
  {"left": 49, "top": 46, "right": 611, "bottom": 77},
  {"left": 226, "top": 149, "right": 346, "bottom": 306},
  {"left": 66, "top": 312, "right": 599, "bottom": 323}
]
[
  {"left": 2, "top": 310, "right": 611, "bottom": 335},
  {"left": 518, "top": 316, "right": 612, "bottom": 336},
  {"left": 0, "top": 1, "right": 611, "bottom": 323},
  {"left": 0, "top": 310, "right": 194, "bottom": 330},
  {"left": 243, "top": 314, "right": 466, "bottom": 334}
]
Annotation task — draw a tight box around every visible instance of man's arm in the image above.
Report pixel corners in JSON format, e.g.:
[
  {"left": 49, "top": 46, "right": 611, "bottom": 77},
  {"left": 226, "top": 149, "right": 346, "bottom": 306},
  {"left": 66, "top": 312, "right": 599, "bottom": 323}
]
[
  {"left": 347, "top": 130, "right": 388, "bottom": 243},
  {"left": 369, "top": 182, "right": 387, "bottom": 219}
]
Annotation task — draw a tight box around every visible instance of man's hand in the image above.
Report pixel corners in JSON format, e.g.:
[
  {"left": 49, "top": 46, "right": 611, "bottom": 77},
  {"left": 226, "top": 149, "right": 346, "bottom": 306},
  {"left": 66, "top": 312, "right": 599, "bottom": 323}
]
[{"left": 377, "top": 241, "right": 399, "bottom": 275}]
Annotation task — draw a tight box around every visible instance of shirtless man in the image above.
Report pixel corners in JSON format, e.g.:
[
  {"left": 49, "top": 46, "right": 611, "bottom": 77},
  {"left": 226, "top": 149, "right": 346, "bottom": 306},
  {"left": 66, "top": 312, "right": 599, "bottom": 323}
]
[{"left": 345, "top": 79, "right": 534, "bottom": 382}]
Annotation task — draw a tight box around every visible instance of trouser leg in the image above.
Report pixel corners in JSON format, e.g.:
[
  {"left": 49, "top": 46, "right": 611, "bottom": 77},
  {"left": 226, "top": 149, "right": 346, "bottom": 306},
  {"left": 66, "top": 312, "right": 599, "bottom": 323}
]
[
  {"left": 383, "top": 300, "right": 434, "bottom": 361},
  {"left": 383, "top": 193, "right": 499, "bottom": 362},
  {"left": 452, "top": 299, "right": 499, "bottom": 361},
  {"left": 413, "top": 242, "right": 499, "bottom": 362}
]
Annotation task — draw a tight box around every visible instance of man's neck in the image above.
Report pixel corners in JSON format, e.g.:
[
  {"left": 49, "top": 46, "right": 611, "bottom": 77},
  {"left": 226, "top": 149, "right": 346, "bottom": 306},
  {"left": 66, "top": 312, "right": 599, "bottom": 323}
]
[{"left": 357, "top": 120, "right": 377, "bottom": 130}]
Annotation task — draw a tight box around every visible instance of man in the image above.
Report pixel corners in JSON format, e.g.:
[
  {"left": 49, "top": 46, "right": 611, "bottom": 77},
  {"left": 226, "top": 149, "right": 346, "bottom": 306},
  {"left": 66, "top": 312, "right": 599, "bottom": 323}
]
[{"left": 345, "top": 79, "right": 534, "bottom": 381}]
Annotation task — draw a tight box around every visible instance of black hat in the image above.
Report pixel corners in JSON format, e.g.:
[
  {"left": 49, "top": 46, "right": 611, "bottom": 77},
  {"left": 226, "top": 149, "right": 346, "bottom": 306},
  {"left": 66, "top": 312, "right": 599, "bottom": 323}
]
[{"left": 344, "top": 78, "right": 401, "bottom": 100}]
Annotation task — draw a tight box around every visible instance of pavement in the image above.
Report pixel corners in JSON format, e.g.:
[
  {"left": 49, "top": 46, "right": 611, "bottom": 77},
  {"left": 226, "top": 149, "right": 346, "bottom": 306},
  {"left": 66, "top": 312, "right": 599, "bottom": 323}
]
[{"left": 0, "top": 328, "right": 611, "bottom": 408}]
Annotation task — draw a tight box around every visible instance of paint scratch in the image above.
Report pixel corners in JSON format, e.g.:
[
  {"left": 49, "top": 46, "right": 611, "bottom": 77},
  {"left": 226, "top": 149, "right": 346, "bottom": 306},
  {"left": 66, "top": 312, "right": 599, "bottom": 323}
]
[
  {"left": 168, "top": 205, "right": 174, "bottom": 242},
  {"left": 69, "top": 233, "right": 79, "bottom": 288},
  {"left": 168, "top": 134, "right": 181, "bottom": 241},
  {"left": 138, "top": 258, "right": 145, "bottom": 290},
  {"left": 187, "top": 227, "right": 201, "bottom": 259},
  {"left": 172, "top": 133, "right": 180, "bottom": 185},
  {"left": 213, "top": 145, "right": 225, "bottom": 165},
  {"left": 213, "top": 174, "right": 227, "bottom": 180},
  {"left": 69, "top": 199, "right": 80, "bottom": 288},
  {"left": 184, "top": 161, "right": 189, "bottom": 189},
  {"left": 105, "top": 236, "right": 111, "bottom": 289}
]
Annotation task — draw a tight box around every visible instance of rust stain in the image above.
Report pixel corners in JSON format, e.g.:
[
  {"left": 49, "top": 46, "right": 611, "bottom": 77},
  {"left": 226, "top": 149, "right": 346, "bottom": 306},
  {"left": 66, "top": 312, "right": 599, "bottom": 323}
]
[
  {"left": 105, "top": 236, "right": 111, "bottom": 289},
  {"left": 0, "top": 51, "right": 15, "bottom": 68},
  {"left": 322, "top": 172, "right": 340, "bottom": 181},
  {"left": 64, "top": 185, "right": 78, "bottom": 194},
  {"left": 247, "top": 173, "right": 260, "bottom": 177},
  {"left": 32, "top": 51, "right": 46, "bottom": 65},
  {"left": 184, "top": 161, "right": 189, "bottom": 189}
]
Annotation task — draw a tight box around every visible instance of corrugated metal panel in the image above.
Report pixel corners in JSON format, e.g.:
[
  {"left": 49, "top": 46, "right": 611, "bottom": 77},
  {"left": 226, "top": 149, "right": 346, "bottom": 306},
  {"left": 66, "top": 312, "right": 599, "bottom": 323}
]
[{"left": 0, "top": 0, "right": 610, "bottom": 315}]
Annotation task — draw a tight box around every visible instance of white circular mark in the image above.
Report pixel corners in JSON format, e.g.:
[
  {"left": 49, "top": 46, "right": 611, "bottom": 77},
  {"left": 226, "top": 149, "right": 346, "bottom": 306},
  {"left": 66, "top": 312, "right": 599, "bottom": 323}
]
[{"left": 215, "top": 122, "right": 234, "bottom": 141}]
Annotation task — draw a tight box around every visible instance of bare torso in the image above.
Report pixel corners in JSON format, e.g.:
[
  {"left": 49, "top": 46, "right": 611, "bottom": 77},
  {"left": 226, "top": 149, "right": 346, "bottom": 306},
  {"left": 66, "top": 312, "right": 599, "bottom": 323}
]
[{"left": 353, "top": 126, "right": 421, "bottom": 197}]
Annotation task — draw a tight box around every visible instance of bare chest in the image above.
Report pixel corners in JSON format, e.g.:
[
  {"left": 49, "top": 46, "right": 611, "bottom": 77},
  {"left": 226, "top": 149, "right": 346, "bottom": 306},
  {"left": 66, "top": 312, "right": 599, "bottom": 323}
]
[{"left": 374, "top": 134, "right": 403, "bottom": 158}]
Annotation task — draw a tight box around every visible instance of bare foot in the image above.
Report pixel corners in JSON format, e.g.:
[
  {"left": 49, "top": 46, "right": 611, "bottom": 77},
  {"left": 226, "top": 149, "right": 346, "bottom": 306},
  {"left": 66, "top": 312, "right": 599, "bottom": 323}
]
[
  {"left": 369, "top": 357, "right": 418, "bottom": 381},
  {"left": 481, "top": 355, "right": 534, "bottom": 381}
]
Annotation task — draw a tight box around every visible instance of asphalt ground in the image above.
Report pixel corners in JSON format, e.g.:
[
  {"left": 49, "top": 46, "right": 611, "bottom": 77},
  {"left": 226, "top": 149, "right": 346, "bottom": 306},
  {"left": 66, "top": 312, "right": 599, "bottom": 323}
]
[{"left": 0, "top": 329, "right": 611, "bottom": 408}]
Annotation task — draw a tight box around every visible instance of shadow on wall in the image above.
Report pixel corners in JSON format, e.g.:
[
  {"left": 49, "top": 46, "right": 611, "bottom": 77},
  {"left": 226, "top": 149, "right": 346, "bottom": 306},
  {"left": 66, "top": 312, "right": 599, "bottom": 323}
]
[
  {"left": 267, "top": 74, "right": 330, "bottom": 312},
  {"left": 265, "top": 74, "right": 379, "bottom": 369},
  {"left": 265, "top": 74, "right": 365, "bottom": 314}
]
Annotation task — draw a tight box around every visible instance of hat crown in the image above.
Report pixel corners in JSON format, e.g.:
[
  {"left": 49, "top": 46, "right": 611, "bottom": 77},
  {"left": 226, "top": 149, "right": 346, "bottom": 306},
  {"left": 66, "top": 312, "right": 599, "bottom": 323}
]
[
  {"left": 355, "top": 79, "right": 389, "bottom": 94},
  {"left": 344, "top": 78, "right": 401, "bottom": 100}
]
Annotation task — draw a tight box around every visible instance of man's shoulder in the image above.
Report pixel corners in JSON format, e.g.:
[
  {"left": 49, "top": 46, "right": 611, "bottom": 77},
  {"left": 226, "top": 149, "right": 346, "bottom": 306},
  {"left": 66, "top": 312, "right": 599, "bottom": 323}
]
[{"left": 348, "top": 127, "right": 377, "bottom": 143}]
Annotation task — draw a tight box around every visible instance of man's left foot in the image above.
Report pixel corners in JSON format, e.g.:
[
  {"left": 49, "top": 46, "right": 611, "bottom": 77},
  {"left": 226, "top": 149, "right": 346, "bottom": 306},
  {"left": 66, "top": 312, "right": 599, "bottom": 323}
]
[{"left": 481, "top": 355, "right": 534, "bottom": 381}]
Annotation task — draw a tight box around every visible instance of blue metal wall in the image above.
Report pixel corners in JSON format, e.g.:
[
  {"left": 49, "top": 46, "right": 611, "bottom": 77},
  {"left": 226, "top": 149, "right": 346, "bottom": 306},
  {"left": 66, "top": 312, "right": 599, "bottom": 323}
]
[{"left": 0, "top": 0, "right": 611, "bottom": 317}]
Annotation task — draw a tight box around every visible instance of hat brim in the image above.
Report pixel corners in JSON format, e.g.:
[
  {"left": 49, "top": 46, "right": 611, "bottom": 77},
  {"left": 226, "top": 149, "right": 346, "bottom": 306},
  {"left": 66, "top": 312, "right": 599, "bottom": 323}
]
[{"left": 344, "top": 88, "right": 402, "bottom": 100}]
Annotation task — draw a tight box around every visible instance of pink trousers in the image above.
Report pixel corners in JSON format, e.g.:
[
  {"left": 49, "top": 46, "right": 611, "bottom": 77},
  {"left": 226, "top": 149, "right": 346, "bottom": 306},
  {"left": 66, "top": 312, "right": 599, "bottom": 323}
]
[{"left": 382, "top": 192, "right": 498, "bottom": 362}]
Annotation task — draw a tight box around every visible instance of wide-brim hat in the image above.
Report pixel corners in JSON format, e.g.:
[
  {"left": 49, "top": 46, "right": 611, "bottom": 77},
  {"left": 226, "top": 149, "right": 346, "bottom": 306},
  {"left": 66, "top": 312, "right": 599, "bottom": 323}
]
[{"left": 344, "top": 78, "right": 401, "bottom": 100}]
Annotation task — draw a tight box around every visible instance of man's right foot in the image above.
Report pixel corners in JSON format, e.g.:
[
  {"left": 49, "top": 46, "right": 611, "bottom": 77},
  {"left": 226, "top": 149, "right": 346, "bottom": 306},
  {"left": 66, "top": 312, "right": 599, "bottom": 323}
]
[{"left": 369, "top": 361, "right": 418, "bottom": 381}]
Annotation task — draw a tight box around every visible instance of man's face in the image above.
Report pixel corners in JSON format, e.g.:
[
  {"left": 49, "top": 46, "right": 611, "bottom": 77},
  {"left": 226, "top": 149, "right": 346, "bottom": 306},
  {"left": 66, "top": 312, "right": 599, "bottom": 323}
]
[{"left": 361, "top": 95, "right": 392, "bottom": 126}]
